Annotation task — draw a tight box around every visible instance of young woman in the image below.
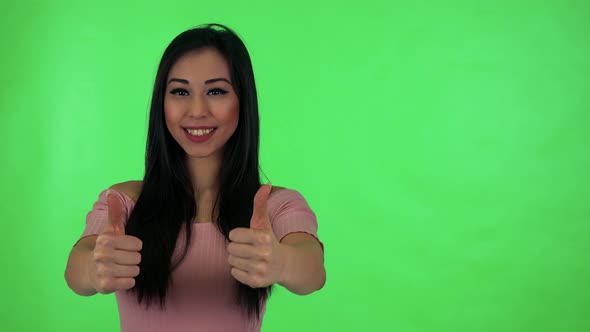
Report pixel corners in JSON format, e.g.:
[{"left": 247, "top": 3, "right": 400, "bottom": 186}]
[{"left": 65, "top": 24, "right": 325, "bottom": 332}]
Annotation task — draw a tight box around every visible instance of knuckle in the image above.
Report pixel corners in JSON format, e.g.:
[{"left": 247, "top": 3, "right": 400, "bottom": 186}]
[
  {"left": 255, "top": 263, "right": 267, "bottom": 275},
  {"left": 98, "top": 279, "right": 112, "bottom": 293},
  {"left": 95, "top": 236, "right": 106, "bottom": 247},
  {"left": 258, "top": 233, "right": 270, "bottom": 244},
  {"left": 96, "top": 264, "right": 110, "bottom": 277},
  {"left": 90, "top": 250, "right": 100, "bottom": 262},
  {"left": 96, "top": 235, "right": 113, "bottom": 248},
  {"left": 93, "top": 263, "right": 102, "bottom": 276},
  {"left": 231, "top": 268, "right": 243, "bottom": 282},
  {"left": 259, "top": 249, "right": 271, "bottom": 261},
  {"left": 93, "top": 250, "right": 108, "bottom": 262}
]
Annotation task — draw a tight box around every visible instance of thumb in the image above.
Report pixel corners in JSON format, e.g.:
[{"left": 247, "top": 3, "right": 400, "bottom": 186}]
[
  {"left": 103, "top": 190, "right": 126, "bottom": 236},
  {"left": 250, "top": 183, "right": 272, "bottom": 230}
]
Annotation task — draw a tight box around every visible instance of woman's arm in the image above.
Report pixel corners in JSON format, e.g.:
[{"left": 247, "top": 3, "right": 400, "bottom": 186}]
[
  {"left": 65, "top": 236, "right": 99, "bottom": 296},
  {"left": 64, "top": 191, "right": 142, "bottom": 296},
  {"left": 227, "top": 184, "right": 326, "bottom": 294},
  {"left": 278, "top": 232, "right": 326, "bottom": 295}
]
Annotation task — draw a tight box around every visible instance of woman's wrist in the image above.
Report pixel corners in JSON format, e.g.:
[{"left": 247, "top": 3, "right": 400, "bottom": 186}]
[
  {"left": 79, "top": 247, "right": 98, "bottom": 296},
  {"left": 276, "top": 243, "right": 323, "bottom": 295}
]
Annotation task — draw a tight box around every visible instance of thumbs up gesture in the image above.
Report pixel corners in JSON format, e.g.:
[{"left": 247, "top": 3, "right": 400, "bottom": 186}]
[
  {"left": 227, "top": 183, "right": 286, "bottom": 288},
  {"left": 88, "top": 191, "right": 143, "bottom": 294}
]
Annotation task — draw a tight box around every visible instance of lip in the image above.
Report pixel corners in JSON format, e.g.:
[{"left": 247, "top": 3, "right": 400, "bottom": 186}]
[
  {"left": 184, "top": 126, "right": 217, "bottom": 130},
  {"left": 183, "top": 127, "right": 216, "bottom": 143}
]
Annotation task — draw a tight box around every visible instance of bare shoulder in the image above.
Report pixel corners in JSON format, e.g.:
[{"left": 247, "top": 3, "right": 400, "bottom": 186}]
[{"left": 109, "top": 180, "right": 143, "bottom": 203}]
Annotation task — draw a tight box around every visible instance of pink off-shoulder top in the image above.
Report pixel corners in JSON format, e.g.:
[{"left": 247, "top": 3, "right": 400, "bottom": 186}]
[{"left": 79, "top": 187, "right": 322, "bottom": 332}]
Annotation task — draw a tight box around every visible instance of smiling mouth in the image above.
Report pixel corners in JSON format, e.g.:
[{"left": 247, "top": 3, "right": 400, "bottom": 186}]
[{"left": 185, "top": 128, "right": 216, "bottom": 136}]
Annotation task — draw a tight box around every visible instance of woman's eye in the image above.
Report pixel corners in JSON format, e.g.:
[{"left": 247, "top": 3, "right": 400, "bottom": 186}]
[
  {"left": 207, "top": 88, "right": 228, "bottom": 96},
  {"left": 170, "top": 88, "right": 189, "bottom": 96}
]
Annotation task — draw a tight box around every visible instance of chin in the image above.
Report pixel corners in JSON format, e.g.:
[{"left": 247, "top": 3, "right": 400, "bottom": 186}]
[{"left": 184, "top": 147, "right": 223, "bottom": 160}]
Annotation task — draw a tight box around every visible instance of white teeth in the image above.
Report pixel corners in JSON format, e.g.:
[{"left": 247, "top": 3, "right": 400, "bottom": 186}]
[{"left": 186, "top": 128, "right": 214, "bottom": 136}]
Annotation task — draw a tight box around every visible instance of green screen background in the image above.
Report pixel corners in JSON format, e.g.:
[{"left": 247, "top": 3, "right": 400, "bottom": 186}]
[{"left": 1, "top": 1, "right": 589, "bottom": 331}]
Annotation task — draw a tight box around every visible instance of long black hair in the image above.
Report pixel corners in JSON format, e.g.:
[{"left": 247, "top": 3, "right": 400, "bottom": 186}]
[{"left": 124, "top": 23, "right": 271, "bottom": 319}]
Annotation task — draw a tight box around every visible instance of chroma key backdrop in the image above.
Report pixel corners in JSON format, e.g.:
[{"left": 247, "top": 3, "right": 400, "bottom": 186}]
[{"left": 1, "top": 1, "right": 589, "bottom": 331}]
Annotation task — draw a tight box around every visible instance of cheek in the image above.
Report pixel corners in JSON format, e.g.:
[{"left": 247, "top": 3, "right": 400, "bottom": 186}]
[
  {"left": 163, "top": 110, "right": 173, "bottom": 132},
  {"left": 227, "top": 100, "right": 240, "bottom": 128},
  {"left": 163, "top": 100, "right": 181, "bottom": 128},
  {"left": 216, "top": 99, "right": 239, "bottom": 130},
  {"left": 228, "top": 107, "right": 239, "bottom": 129}
]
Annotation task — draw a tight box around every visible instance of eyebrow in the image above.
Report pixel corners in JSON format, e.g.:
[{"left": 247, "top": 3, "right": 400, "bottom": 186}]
[{"left": 167, "top": 77, "right": 232, "bottom": 85}]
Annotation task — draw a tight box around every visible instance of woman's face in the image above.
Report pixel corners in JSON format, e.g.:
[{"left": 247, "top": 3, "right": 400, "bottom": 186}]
[{"left": 164, "top": 47, "right": 239, "bottom": 160}]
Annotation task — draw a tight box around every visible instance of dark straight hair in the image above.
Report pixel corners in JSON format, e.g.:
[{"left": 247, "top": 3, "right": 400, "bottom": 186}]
[{"left": 124, "top": 23, "right": 271, "bottom": 319}]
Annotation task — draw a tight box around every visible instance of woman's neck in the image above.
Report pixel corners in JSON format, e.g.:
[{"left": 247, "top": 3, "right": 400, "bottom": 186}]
[
  {"left": 186, "top": 154, "right": 221, "bottom": 223},
  {"left": 186, "top": 154, "right": 221, "bottom": 195}
]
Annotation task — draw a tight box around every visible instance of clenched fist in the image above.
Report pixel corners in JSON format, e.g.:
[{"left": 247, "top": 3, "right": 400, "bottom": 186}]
[
  {"left": 88, "top": 191, "right": 143, "bottom": 294},
  {"left": 227, "top": 183, "right": 287, "bottom": 288}
]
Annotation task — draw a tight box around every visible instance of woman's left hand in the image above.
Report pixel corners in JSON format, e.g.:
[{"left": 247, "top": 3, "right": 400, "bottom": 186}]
[{"left": 227, "top": 183, "right": 286, "bottom": 288}]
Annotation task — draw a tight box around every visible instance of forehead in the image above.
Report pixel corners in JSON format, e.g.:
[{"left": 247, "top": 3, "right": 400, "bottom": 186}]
[{"left": 167, "top": 47, "right": 231, "bottom": 82}]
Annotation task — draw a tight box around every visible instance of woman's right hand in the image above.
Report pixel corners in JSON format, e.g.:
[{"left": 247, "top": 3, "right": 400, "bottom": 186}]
[{"left": 88, "top": 192, "right": 143, "bottom": 294}]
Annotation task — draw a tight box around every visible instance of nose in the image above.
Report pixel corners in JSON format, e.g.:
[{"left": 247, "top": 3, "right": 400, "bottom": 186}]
[{"left": 187, "top": 95, "right": 210, "bottom": 118}]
